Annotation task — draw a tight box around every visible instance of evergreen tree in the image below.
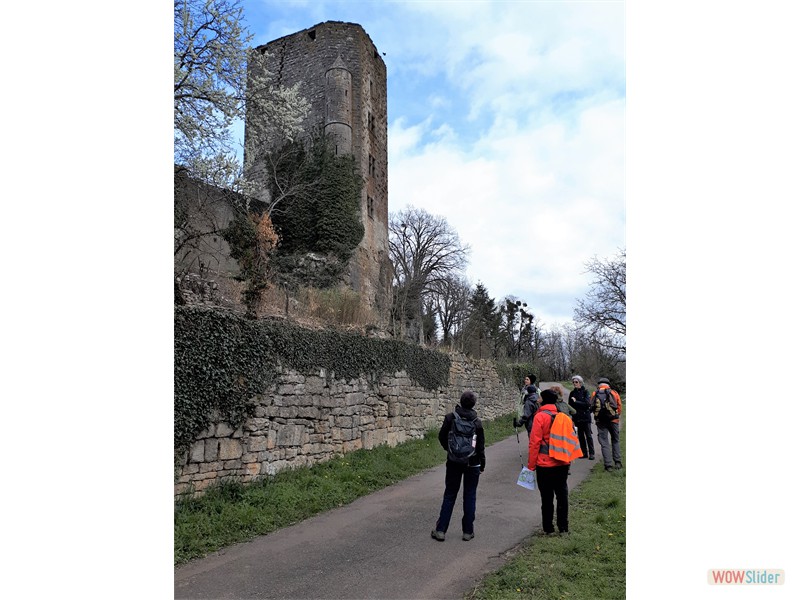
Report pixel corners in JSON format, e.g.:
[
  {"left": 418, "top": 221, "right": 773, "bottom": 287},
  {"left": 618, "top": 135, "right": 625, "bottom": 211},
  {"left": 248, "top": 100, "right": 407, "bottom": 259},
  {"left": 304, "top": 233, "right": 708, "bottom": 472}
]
[{"left": 462, "top": 283, "right": 499, "bottom": 359}]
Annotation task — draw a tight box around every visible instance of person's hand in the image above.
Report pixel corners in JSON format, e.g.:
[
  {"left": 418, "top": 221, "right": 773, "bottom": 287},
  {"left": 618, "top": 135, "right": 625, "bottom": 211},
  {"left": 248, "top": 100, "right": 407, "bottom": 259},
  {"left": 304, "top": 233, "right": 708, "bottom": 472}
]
[{"left": 513, "top": 418, "right": 521, "bottom": 428}]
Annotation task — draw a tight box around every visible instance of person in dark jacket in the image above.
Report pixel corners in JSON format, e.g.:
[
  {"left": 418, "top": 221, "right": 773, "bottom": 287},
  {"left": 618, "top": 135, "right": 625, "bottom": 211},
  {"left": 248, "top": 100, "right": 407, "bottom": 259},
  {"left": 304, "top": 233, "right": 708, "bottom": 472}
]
[
  {"left": 431, "top": 391, "right": 486, "bottom": 542},
  {"left": 514, "top": 384, "right": 540, "bottom": 435},
  {"left": 568, "top": 375, "right": 595, "bottom": 460}
]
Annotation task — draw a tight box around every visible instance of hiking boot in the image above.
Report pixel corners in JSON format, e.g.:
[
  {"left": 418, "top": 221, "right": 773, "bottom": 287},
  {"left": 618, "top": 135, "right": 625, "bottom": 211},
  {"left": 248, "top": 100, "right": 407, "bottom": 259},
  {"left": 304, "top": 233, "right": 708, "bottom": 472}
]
[
  {"left": 462, "top": 532, "right": 474, "bottom": 541},
  {"left": 588, "top": 455, "right": 595, "bottom": 460},
  {"left": 605, "top": 466, "right": 614, "bottom": 472},
  {"left": 615, "top": 462, "right": 623, "bottom": 469},
  {"left": 431, "top": 530, "right": 445, "bottom": 542}
]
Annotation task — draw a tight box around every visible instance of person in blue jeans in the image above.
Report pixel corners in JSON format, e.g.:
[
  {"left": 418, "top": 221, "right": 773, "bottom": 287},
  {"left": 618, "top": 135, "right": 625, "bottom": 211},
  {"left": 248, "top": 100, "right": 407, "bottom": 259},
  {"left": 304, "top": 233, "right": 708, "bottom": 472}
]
[{"left": 431, "top": 391, "right": 486, "bottom": 542}]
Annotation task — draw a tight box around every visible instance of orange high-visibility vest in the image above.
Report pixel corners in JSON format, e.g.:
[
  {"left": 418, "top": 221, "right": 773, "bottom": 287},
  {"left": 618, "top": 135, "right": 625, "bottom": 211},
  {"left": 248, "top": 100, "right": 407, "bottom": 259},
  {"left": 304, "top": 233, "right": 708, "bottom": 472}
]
[{"left": 548, "top": 412, "right": 583, "bottom": 462}]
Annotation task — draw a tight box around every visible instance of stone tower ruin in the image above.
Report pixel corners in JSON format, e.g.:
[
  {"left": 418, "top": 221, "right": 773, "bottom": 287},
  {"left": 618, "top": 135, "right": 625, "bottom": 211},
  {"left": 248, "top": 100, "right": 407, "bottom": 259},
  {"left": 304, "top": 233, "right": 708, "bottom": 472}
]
[{"left": 248, "top": 21, "right": 392, "bottom": 326}]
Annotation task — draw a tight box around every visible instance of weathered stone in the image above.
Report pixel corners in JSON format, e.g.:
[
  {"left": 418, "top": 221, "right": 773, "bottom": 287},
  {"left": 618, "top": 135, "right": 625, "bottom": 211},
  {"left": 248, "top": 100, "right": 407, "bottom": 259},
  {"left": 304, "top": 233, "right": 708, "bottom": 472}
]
[
  {"left": 219, "top": 439, "right": 242, "bottom": 460},
  {"left": 174, "top": 352, "right": 519, "bottom": 498},
  {"left": 277, "top": 424, "right": 304, "bottom": 446},
  {"left": 247, "top": 436, "right": 268, "bottom": 452},
  {"left": 189, "top": 441, "right": 205, "bottom": 463},
  {"left": 216, "top": 422, "right": 236, "bottom": 437},
  {"left": 204, "top": 440, "right": 219, "bottom": 462}
]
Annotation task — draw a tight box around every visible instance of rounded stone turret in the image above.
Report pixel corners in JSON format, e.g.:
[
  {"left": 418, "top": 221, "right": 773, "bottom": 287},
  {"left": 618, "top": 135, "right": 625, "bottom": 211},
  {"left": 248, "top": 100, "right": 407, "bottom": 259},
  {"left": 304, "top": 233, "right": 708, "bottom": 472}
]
[{"left": 324, "top": 55, "right": 353, "bottom": 155}]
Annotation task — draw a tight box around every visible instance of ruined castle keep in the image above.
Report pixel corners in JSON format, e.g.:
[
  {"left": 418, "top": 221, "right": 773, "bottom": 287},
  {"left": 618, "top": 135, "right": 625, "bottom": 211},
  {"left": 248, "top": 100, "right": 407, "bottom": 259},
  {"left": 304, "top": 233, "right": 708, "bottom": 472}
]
[{"left": 249, "top": 21, "right": 393, "bottom": 324}]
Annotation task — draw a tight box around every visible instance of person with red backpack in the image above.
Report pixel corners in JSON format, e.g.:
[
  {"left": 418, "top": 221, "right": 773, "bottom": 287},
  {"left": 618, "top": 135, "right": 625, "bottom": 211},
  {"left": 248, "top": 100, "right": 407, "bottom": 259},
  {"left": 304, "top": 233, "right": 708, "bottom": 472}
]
[
  {"left": 527, "top": 388, "right": 582, "bottom": 535},
  {"left": 592, "top": 377, "right": 623, "bottom": 471}
]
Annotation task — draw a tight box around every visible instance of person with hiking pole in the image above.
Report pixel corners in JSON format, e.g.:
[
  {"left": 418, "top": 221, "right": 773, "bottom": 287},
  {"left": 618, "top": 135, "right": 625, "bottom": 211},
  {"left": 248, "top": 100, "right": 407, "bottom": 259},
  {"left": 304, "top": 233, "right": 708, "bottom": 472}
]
[
  {"left": 592, "top": 377, "right": 623, "bottom": 471},
  {"left": 568, "top": 375, "right": 595, "bottom": 460},
  {"left": 527, "top": 388, "right": 582, "bottom": 535},
  {"left": 514, "top": 383, "right": 540, "bottom": 435},
  {"left": 431, "top": 390, "right": 486, "bottom": 542}
]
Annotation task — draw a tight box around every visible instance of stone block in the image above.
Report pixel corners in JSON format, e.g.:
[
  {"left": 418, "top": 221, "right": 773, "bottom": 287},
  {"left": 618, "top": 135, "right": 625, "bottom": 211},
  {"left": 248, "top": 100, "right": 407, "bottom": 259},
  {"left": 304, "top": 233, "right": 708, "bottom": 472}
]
[
  {"left": 245, "top": 418, "right": 269, "bottom": 433},
  {"left": 189, "top": 441, "right": 205, "bottom": 463},
  {"left": 305, "top": 377, "right": 326, "bottom": 395},
  {"left": 204, "top": 439, "right": 219, "bottom": 462},
  {"left": 247, "top": 436, "right": 268, "bottom": 452},
  {"left": 216, "top": 422, "right": 235, "bottom": 437},
  {"left": 277, "top": 424, "right": 304, "bottom": 446},
  {"left": 219, "top": 438, "right": 243, "bottom": 460},
  {"left": 297, "top": 407, "right": 319, "bottom": 419}
]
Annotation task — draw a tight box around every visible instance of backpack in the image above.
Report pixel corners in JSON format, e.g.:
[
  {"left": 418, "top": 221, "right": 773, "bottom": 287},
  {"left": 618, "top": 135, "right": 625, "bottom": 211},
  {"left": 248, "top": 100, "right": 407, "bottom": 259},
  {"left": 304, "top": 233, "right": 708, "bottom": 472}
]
[
  {"left": 447, "top": 412, "right": 477, "bottom": 463},
  {"left": 595, "top": 388, "right": 619, "bottom": 423}
]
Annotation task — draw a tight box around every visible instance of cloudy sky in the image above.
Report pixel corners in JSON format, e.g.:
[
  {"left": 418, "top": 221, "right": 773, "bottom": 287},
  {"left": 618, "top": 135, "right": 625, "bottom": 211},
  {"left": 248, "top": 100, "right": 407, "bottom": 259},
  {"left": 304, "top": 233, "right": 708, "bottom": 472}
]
[{"left": 240, "top": 0, "right": 625, "bottom": 329}]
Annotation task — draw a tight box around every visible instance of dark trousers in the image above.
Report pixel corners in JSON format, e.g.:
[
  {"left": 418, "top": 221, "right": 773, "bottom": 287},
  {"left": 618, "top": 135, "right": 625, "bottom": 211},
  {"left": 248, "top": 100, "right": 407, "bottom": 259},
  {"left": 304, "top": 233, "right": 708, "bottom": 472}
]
[
  {"left": 576, "top": 421, "right": 594, "bottom": 457},
  {"left": 535, "top": 464, "right": 570, "bottom": 533},
  {"left": 435, "top": 461, "right": 481, "bottom": 534}
]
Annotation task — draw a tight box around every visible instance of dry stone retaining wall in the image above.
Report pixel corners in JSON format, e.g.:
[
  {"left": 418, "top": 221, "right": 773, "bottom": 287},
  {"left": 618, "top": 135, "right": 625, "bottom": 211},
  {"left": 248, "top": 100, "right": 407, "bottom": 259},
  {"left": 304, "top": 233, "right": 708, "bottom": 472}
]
[{"left": 175, "top": 353, "right": 517, "bottom": 497}]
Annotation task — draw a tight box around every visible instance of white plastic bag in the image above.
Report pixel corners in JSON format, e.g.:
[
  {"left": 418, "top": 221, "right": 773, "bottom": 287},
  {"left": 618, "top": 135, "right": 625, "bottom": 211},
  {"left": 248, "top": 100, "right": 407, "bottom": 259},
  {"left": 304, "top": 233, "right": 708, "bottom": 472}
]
[{"left": 517, "top": 466, "right": 536, "bottom": 490}]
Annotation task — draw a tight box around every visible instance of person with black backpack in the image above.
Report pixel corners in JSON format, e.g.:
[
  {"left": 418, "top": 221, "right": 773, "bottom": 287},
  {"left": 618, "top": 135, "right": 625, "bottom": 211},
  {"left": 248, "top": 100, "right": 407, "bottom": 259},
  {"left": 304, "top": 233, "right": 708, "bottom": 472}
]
[
  {"left": 431, "top": 390, "right": 486, "bottom": 542},
  {"left": 568, "top": 375, "right": 595, "bottom": 460},
  {"left": 591, "top": 377, "right": 623, "bottom": 471}
]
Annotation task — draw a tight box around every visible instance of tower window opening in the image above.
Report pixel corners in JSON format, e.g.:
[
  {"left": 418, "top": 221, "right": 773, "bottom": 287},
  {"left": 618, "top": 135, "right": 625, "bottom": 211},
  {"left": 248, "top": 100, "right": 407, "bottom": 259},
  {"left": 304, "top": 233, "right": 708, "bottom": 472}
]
[
  {"left": 308, "top": 30, "right": 316, "bottom": 41},
  {"left": 368, "top": 196, "right": 375, "bottom": 219}
]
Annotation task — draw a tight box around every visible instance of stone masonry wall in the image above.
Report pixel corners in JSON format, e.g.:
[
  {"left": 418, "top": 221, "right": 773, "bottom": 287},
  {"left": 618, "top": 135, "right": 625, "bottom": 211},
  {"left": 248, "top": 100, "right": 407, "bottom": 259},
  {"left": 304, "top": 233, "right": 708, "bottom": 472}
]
[{"left": 175, "top": 353, "right": 517, "bottom": 496}]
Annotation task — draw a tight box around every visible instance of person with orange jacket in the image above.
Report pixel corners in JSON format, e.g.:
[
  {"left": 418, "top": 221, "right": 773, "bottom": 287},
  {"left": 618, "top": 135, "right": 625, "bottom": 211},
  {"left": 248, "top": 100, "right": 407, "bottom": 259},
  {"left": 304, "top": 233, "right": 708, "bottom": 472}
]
[
  {"left": 527, "top": 388, "right": 572, "bottom": 535},
  {"left": 592, "top": 377, "right": 623, "bottom": 471}
]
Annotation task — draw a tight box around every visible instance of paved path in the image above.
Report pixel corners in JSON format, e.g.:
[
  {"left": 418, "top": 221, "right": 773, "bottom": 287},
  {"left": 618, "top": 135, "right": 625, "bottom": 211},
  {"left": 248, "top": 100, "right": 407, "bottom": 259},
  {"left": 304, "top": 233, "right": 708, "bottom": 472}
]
[{"left": 174, "top": 384, "right": 600, "bottom": 600}]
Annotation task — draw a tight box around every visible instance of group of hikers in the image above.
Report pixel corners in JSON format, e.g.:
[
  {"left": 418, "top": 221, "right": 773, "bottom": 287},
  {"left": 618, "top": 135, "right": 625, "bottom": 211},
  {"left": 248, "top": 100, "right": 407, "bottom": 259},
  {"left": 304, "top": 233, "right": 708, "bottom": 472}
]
[{"left": 431, "top": 374, "right": 623, "bottom": 542}]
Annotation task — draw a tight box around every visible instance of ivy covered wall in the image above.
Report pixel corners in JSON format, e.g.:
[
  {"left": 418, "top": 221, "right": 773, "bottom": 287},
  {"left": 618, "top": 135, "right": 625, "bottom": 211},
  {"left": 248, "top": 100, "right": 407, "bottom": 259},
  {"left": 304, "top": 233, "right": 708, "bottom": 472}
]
[{"left": 175, "top": 306, "right": 517, "bottom": 496}]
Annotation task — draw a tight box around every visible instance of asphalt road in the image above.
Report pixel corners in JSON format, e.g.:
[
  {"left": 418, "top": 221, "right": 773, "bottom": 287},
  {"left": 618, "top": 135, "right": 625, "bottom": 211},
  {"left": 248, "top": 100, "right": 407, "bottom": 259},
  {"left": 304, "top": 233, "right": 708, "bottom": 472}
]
[{"left": 174, "top": 384, "right": 600, "bottom": 600}]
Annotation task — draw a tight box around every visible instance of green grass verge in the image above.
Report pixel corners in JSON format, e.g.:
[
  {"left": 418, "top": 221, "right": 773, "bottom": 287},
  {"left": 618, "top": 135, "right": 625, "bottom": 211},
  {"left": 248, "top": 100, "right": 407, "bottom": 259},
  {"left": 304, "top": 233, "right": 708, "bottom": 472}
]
[
  {"left": 466, "top": 418, "right": 626, "bottom": 600},
  {"left": 175, "top": 411, "right": 518, "bottom": 565}
]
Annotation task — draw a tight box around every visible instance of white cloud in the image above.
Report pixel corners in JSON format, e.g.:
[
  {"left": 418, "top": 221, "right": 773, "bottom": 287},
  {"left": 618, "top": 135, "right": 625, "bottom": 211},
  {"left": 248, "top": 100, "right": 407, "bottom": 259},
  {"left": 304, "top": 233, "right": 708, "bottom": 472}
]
[{"left": 250, "top": 0, "right": 625, "bottom": 329}]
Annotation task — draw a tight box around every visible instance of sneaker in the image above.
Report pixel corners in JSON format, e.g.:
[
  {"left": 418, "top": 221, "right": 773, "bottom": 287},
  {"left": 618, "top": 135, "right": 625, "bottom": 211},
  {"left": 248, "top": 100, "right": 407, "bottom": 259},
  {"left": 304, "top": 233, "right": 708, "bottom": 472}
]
[
  {"left": 605, "top": 466, "right": 614, "bottom": 472},
  {"left": 462, "top": 532, "right": 474, "bottom": 541},
  {"left": 588, "top": 455, "right": 595, "bottom": 460},
  {"left": 615, "top": 462, "right": 623, "bottom": 469},
  {"left": 431, "top": 530, "right": 445, "bottom": 542}
]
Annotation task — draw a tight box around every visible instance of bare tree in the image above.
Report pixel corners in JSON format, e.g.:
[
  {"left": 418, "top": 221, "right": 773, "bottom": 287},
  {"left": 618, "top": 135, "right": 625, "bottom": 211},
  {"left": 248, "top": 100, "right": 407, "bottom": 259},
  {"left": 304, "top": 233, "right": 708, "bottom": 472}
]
[
  {"left": 388, "top": 207, "right": 470, "bottom": 343},
  {"left": 574, "top": 249, "right": 626, "bottom": 355},
  {"left": 428, "top": 275, "right": 472, "bottom": 347}
]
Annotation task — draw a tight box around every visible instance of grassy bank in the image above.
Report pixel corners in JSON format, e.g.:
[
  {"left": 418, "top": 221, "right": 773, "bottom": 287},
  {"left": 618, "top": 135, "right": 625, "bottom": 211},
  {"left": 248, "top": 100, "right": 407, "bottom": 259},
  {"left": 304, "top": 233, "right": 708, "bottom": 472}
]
[
  {"left": 175, "top": 410, "right": 517, "bottom": 565},
  {"left": 467, "top": 419, "right": 626, "bottom": 600}
]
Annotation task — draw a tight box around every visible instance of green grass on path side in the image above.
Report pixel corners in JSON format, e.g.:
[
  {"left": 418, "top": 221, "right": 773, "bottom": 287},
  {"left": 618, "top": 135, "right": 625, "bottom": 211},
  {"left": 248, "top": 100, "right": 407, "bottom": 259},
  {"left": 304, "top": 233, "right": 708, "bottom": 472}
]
[
  {"left": 466, "top": 415, "right": 626, "bottom": 600},
  {"left": 175, "top": 411, "right": 518, "bottom": 565}
]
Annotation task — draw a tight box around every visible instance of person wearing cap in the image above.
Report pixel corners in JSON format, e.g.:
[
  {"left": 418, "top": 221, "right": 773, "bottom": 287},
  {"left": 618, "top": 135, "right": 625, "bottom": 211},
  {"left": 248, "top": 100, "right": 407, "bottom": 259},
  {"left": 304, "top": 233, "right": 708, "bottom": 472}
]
[
  {"left": 568, "top": 375, "right": 595, "bottom": 460},
  {"left": 527, "top": 388, "right": 572, "bottom": 535},
  {"left": 592, "top": 377, "right": 623, "bottom": 471},
  {"left": 431, "top": 390, "right": 486, "bottom": 542}
]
